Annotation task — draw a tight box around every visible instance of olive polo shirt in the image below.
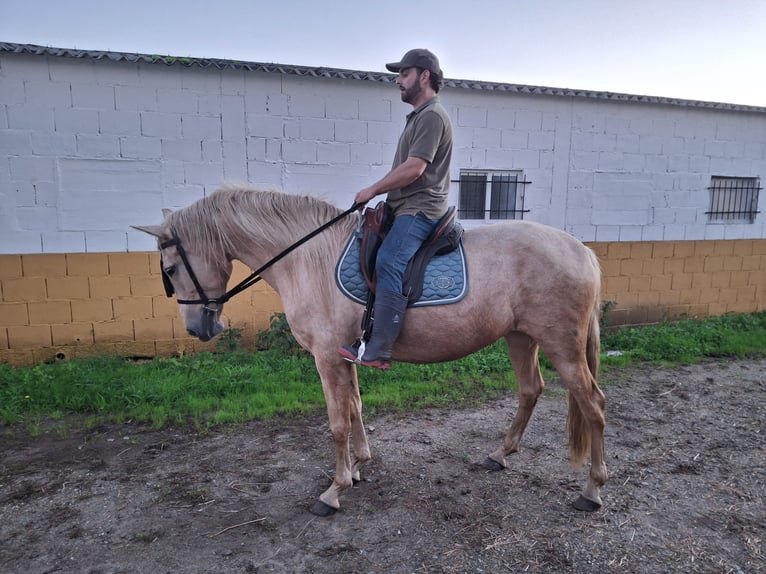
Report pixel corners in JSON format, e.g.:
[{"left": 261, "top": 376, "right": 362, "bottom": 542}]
[{"left": 386, "top": 96, "right": 453, "bottom": 219}]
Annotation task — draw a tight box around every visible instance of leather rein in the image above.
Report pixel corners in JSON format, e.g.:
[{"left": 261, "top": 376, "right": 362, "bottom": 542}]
[{"left": 160, "top": 202, "right": 360, "bottom": 309}]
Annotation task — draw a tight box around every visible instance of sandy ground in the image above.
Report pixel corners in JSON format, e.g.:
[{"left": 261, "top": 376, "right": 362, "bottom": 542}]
[{"left": 1, "top": 359, "right": 764, "bottom": 573}]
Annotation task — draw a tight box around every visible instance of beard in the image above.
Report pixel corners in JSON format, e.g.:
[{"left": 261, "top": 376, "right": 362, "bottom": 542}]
[{"left": 400, "top": 81, "right": 423, "bottom": 104}]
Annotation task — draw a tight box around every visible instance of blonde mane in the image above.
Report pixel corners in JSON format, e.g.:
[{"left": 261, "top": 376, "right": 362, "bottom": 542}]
[{"left": 166, "top": 186, "right": 359, "bottom": 268}]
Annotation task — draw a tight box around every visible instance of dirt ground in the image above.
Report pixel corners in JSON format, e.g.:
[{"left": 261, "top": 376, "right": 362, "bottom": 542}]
[{"left": 1, "top": 359, "right": 764, "bottom": 574}]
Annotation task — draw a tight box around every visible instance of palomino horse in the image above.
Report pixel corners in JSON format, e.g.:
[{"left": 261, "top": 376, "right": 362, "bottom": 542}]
[{"left": 134, "top": 185, "right": 607, "bottom": 516}]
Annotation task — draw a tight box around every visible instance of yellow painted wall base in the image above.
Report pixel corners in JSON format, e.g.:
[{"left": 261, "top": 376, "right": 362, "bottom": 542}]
[{"left": 1, "top": 239, "right": 765, "bottom": 366}]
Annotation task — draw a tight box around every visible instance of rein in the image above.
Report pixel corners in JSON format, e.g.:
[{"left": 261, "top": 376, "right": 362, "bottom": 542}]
[{"left": 161, "top": 202, "right": 360, "bottom": 308}]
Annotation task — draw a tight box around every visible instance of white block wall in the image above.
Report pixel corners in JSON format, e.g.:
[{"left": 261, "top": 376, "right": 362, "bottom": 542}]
[{"left": 1, "top": 51, "right": 765, "bottom": 254}]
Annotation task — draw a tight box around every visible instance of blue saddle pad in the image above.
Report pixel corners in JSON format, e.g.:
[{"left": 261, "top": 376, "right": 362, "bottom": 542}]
[{"left": 334, "top": 231, "right": 469, "bottom": 307}]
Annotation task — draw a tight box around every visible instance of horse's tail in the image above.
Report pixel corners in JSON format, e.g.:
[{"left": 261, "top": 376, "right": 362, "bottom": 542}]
[{"left": 567, "top": 258, "right": 602, "bottom": 467}]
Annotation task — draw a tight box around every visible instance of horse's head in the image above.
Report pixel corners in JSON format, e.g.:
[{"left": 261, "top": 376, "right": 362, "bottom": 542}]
[{"left": 133, "top": 211, "right": 232, "bottom": 342}]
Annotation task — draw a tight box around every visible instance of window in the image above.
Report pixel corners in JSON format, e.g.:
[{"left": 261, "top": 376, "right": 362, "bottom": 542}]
[
  {"left": 457, "top": 170, "right": 528, "bottom": 220},
  {"left": 706, "top": 176, "right": 761, "bottom": 223}
]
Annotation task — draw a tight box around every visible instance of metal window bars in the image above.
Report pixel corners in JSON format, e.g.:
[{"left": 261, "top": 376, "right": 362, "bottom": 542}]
[
  {"left": 706, "top": 177, "right": 761, "bottom": 223},
  {"left": 456, "top": 171, "right": 531, "bottom": 220}
]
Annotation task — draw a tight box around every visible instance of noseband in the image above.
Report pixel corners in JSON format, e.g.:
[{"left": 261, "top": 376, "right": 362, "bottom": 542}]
[{"left": 159, "top": 202, "right": 360, "bottom": 308}]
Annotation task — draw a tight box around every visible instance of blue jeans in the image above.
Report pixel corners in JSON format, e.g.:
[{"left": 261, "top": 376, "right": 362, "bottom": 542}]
[{"left": 375, "top": 212, "right": 438, "bottom": 296}]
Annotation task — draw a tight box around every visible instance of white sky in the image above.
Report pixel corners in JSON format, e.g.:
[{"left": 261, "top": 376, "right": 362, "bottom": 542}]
[{"left": 2, "top": 0, "right": 765, "bottom": 107}]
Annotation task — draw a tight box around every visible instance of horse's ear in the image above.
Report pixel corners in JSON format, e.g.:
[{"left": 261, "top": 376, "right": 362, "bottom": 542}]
[
  {"left": 131, "top": 224, "right": 165, "bottom": 238},
  {"left": 162, "top": 208, "right": 173, "bottom": 219}
]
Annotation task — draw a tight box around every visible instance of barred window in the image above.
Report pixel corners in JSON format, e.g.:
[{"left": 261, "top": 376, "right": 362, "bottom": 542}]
[
  {"left": 457, "top": 170, "right": 529, "bottom": 221},
  {"left": 706, "top": 176, "right": 760, "bottom": 223}
]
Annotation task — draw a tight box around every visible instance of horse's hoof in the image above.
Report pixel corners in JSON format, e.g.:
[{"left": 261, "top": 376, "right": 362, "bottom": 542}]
[
  {"left": 310, "top": 500, "right": 338, "bottom": 517},
  {"left": 572, "top": 495, "right": 602, "bottom": 512},
  {"left": 481, "top": 457, "right": 505, "bottom": 472}
]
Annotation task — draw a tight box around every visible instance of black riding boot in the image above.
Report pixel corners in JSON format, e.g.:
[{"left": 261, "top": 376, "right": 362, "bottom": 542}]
[{"left": 340, "top": 289, "right": 409, "bottom": 370}]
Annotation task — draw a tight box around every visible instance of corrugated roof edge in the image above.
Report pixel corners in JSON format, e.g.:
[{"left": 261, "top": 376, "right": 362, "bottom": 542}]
[{"left": 2, "top": 42, "right": 764, "bottom": 114}]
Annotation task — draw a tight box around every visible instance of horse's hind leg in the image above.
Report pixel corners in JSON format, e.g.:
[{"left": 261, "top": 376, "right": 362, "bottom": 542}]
[{"left": 485, "top": 332, "right": 544, "bottom": 470}]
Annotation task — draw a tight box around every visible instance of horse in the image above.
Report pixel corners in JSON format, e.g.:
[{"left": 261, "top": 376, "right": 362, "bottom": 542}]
[{"left": 133, "top": 185, "right": 607, "bottom": 516}]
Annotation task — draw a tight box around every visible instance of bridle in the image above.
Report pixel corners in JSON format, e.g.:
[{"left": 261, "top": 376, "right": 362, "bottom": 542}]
[{"left": 159, "top": 202, "right": 360, "bottom": 312}]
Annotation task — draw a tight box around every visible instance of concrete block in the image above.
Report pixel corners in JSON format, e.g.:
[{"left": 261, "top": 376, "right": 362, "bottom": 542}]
[
  {"left": 0, "top": 302, "right": 29, "bottom": 325},
  {"left": 28, "top": 301, "right": 71, "bottom": 324},
  {"left": 120, "top": 136, "right": 161, "bottom": 159},
  {"left": 71, "top": 298, "right": 113, "bottom": 321},
  {"left": 246, "top": 115, "right": 283, "bottom": 138},
  {"left": 181, "top": 68, "right": 222, "bottom": 91},
  {"left": 113, "top": 296, "right": 153, "bottom": 320},
  {"left": 202, "top": 140, "right": 223, "bottom": 162},
  {"left": 359, "top": 99, "right": 391, "bottom": 122},
  {"left": 457, "top": 106, "right": 487, "bottom": 128},
  {"left": 85, "top": 231, "right": 130, "bottom": 252},
  {"left": 42, "top": 232, "right": 87, "bottom": 253},
  {"left": 515, "top": 110, "right": 542, "bottom": 132},
  {"left": 501, "top": 130, "right": 529, "bottom": 150},
  {"left": 21, "top": 255, "right": 67, "bottom": 278},
  {"left": 7, "top": 104, "right": 54, "bottom": 131},
  {"left": 486, "top": 107, "right": 515, "bottom": 129},
  {"left": 288, "top": 93, "right": 325, "bottom": 118},
  {"left": 9, "top": 156, "right": 56, "bottom": 182},
  {"left": 94, "top": 60, "right": 139, "bottom": 85},
  {"left": 163, "top": 184, "right": 205, "bottom": 208},
  {"left": 90, "top": 275, "right": 131, "bottom": 298},
  {"left": 326, "top": 97, "right": 358, "bottom": 120},
  {"left": 350, "top": 143, "right": 383, "bottom": 166},
  {"left": 58, "top": 159, "right": 162, "bottom": 231},
  {"left": 199, "top": 93, "right": 223, "bottom": 115},
  {"left": 299, "top": 118, "right": 334, "bottom": 141},
  {"left": 3, "top": 277, "right": 47, "bottom": 302},
  {"left": 17, "top": 206, "right": 57, "bottom": 231},
  {"left": 367, "top": 121, "right": 400, "bottom": 144},
  {"left": 221, "top": 95, "right": 246, "bottom": 141},
  {"left": 24, "top": 81, "right": 72, "bottom": 108},
  {"left": 51, "top": 323, "right": 95, "bottom": 346},
  {"left": 282, "top": 140, "right": 317, "bottom": 163},
  {"left": 182, "top": 115, "right": 221, "bottom": 140},
  {"left": 0, "top": 232, "right": 42, "bottom": 254},
  {"left": 8, "top": 325, "right": 52, "bottom": 348},
  {"left": 184, "top": 163, "right": 224, "bottom": 186},
  {"left": 67, "top": 253, "right": 109, "bottom": 276},
  {"left": 162, "top": 139, "right": 202, "bottom": 162},
  {"left": 134, "top": 316, "right": 174, "bottom": 339},
  {"left": 0, "top": 255, "right": 22, "bottom": 279},
  {"left": 93, "top": 320, "right": 134, "bottom": 343},
  {"left": 222, "top": 141, "right": 247, "bottom": 181},
  {"left": 317, "top": 142, "right": 350, "bottom": 164},
  {"left": 72, "top": 84, "right": 115, "bottom": 109},
  {"left": 141, "top": 112, "right": 182, "bottom": 138},
  {"left": 115, "top": 85, "right": 158, "bottom": 112},
  {"left": 76, "top": 134, "right": 121, "bottom": 158},
  {"left": 245, "top": 161, "right": 283, "bottom": 187},
  {"left": 55, "top": 108, "right": 100, "bottom": 134},
  {"left": 128, "top": 229, "right": 162, "bottom": 252},
  {"left": 32, "top": 133, "right": 77, "bottom": 156},
  {"left": 157, "top": 88, "right": 198, "bottom": 114},
  {"left": 0, "top": 130, "right": 32, "bottom": 155},
  {"left": 335, "top": 120, "right": 366, "bottom": 143},
  {"left": 528, "top": 131, "right": 554, "bottom": 151},
  {"left": 99, "top": 110, "right": 141, "bottom": 135},
  {"left": 0, "top": 78, "right": 25, "bottom": 105}
]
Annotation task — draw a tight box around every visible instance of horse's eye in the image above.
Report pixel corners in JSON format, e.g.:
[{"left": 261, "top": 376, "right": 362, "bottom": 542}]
[{"left": 164, "top": 265, "right": 176, "bottom": 277}]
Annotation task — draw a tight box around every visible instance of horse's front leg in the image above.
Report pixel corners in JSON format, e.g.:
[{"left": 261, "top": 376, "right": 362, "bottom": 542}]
[{"left": 310, "top": 358, "right": 371, "bottom": 516}]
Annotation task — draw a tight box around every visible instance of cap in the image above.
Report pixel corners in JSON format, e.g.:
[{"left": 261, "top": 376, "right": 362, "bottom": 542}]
[{"left": 386, "top": 48, "right": 443, "bottom": 80}]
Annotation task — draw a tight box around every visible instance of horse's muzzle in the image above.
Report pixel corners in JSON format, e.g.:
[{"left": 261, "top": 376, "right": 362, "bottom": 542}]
[{"left": 187, "top": 306, "right": 225, "bottom": 341}]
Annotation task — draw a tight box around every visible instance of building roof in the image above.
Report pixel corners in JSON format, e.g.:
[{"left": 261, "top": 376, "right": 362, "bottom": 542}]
[{"left": 2, "top": 42, "right": 764, "bottom": 114}]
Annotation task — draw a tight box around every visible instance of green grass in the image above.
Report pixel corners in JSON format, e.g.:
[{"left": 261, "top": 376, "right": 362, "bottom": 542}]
[{"left": 1, "top": 311, "right": 764, "bottom": 432}]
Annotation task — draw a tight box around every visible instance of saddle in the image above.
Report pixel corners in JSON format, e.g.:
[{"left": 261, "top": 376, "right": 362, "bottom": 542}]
[{"left": 360, "top": 202, "right": 464, "bottom": 304}]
